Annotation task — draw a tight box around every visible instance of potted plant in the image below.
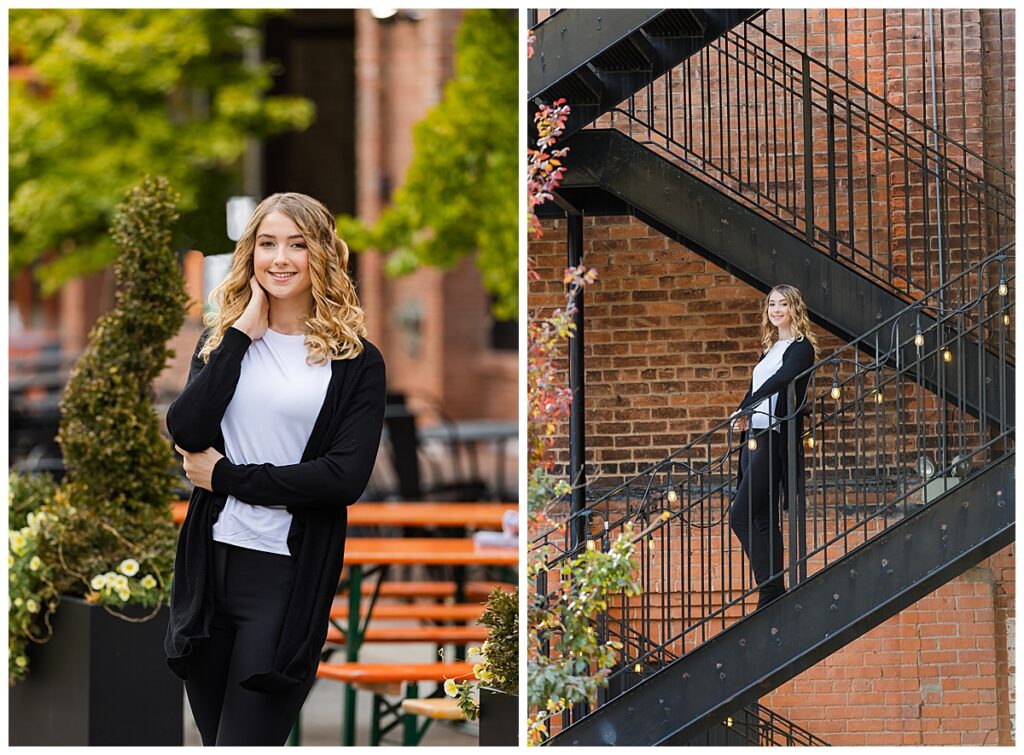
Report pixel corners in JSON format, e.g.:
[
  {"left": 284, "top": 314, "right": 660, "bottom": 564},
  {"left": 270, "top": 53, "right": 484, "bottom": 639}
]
[
  {"left": 8, "top": 176, "right": 189, "bottom": 745},
  {"left": 446, "top": 587, "right": 519, "bottom": 746}
]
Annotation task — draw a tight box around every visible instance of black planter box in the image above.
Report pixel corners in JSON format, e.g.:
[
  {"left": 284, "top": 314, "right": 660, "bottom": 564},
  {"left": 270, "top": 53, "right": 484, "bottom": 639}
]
[
  {"left": 9, "top": 596, "right": 183, "bottom": 745},
  {"left": 478, "top": 687, "right": 518, "bottom": 746}
]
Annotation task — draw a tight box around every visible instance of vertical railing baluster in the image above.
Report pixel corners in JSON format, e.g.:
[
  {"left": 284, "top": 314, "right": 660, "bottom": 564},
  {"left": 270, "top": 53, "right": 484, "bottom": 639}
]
[
  {"left": 802, "top": 54, "right": 815, "bottom": 243},
  {"left": 787, "top": 383, "right": 800, "bottom": 585},
  {"left": 826, "top": 90, "right": 838, "bottom": 257}
]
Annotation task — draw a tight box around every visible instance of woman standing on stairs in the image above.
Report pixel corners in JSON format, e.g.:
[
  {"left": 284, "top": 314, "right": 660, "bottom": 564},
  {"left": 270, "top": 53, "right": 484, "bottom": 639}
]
[
  {"left": 164, "top": 193, "right": 386, "bottom": 746},
  {"left": 729, "top": 284, "right": 817, "bottom": 610}
]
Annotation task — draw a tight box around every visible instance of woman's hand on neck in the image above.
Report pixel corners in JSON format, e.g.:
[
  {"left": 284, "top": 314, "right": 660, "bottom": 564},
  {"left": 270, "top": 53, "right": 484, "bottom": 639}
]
[{"left": 232, "top": 277, "right": 270, "bottom": 340}]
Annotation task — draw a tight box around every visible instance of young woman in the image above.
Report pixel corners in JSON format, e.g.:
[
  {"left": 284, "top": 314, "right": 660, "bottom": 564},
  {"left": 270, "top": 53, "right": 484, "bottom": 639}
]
[
  {"left": 729, "top": 284, "right": 817, "bottom": 610},
  {"left": 163, "top": 193, "right": 386, "bottom": 745}
]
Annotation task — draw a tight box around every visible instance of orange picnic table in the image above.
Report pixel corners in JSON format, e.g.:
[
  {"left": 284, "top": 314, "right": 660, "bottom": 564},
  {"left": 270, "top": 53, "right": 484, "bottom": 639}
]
[
  {"left": 337, "top": 535, "right": 517, "bottom": 745},
  {"left": 171, "top": 500, "right": 514, "bottom": 529},
  {"left": 342, "top": 536, "right": 518, "bottom": 566}
]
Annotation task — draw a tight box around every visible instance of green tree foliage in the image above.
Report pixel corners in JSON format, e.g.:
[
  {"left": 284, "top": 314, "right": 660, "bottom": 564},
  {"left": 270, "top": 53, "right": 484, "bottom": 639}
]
[
  {"left": 9, "top": 9, "right": 315, "bottom": 294},
  {"left": 50, "top": 176, "right": 189, "bottom": 603},
  {"left": 527, "top": 532, "right": 642, "bottom": 744},
  {"left": 338, "top": 9, "right": 518, "bottom": 319}
]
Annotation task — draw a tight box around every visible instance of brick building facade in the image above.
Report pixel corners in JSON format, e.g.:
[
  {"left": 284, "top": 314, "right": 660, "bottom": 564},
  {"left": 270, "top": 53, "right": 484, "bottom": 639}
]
[
  {"left": 12, "top": 9, "right": 516, "bottom": 427},
  {"left": 529, "top": 8, "right": 1013, "bottom": 745},
  {"left": 353, "top": 9, "right": 516, "bottom": 422}
]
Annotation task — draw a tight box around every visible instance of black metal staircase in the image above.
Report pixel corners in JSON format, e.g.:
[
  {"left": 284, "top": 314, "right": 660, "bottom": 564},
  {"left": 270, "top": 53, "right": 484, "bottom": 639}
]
[
  {"left": 528, "top": 10, "right": 759, "bottom": 139},
  {"left": 529, "top": 11, "right": 1014, "bottom": 746},
  {"left": 550, "top": 129, "right": 1013, "bottom": 427},
  {"left": 538, "top": 11, "right": 1014, "bottom": 424},
  {"left": 534, "top": 255, "right": 1014, "bottom": 745}
]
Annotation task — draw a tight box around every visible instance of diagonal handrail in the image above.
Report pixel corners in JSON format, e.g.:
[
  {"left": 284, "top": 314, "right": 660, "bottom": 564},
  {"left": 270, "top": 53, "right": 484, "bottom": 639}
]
[
  {"left": 741, "top": 703, "right": 831, "bottom": 746},
  {"left": 592, "top": 19, "right": 1013, "bottom": 310},
  {"left": 531, "top": 249, "right": 1014, "bottom": 733},
  {"left": 532, "top": 246, "right": 1013, "bottom": 557},
  {"left": 740, "top": 10, "right": 1014, "bottom": 188}
]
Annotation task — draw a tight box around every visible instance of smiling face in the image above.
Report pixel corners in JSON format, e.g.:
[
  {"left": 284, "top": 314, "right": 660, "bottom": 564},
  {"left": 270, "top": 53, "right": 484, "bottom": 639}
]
[
  {"left": 252, "top": 211, "right": 313, "bottom": 305},
  {"left": 766, "top": 291, "right": 793, "bottom": 332}
]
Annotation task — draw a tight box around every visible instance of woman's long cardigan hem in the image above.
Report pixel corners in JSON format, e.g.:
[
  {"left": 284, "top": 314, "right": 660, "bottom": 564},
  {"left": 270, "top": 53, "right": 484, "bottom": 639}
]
[{"left": 163, "top": 326, "right": 386, "bottom": 693}]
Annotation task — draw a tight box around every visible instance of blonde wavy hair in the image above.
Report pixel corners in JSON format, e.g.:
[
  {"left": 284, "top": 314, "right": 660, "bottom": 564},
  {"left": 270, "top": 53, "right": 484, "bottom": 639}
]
[
  {"left": 760, "top": 284, "right": 818, "bottom": 358},
  {"left": 199, "top": 193, "right": 367, "bottom": 365}
]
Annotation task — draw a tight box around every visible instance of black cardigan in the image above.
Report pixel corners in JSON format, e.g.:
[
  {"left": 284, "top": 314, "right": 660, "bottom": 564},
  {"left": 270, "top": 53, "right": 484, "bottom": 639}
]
[
  {"left": 736, "top": 337, "right": 816, "bottom": 510},
  {"left": 163, "top": 326, "right": 386, "bottom": 692}
]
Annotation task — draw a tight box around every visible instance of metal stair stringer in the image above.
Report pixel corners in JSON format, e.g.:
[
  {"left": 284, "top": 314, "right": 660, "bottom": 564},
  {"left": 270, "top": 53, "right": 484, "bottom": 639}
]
[
  {"left": 554, "top": 128, "right": 1014, "bottom": 426},
  {"left": 549, "top": 454, "right": 1014, "bottom": 746},
  {"left": 528, "top": 9, "right": 759, "bottom": 139}
]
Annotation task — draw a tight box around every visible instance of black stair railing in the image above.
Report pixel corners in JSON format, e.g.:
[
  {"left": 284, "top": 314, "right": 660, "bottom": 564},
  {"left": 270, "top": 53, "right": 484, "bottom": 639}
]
[
  {"left": 683, "top": 702, "right": 830, "bottom": 746},
  {"left": 732, "top": 703, "right": 831, "bottom": 747},
  {"left": 592, "top": 18, "right": 1013, "bottom": 310},
  {"left": 741, "top": 10, "right": 1015, "bottom": 202},
  {"left": 531, "top": 250, "right": 1013, "bottom": 737}
]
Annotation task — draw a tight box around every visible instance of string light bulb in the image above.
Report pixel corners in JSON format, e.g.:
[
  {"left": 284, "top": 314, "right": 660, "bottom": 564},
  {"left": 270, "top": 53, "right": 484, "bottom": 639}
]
[
  {"left": 634, "top": 663, "right": 642, "bottom": 673},
  {"left": 998, "top": 279, "right": 1008, "bottom": 297},
  {"left": 1003, "top": 313, "right": 1011, "bottom": 326},
  {"left": 666, "top": 476, "right": 678, "bottom": 505},
  {"left": 943, "top": 349, "right": 953, "bottom": 363},
  {"left": 586, "top": 539, "right": 595, "bottom": 551},
  {"left": 875, "top": 390, "right": 884, "bottom": 404},
  {"left": 747, "top": 436, "right": 758, "bottom": 451},
  {"left": 831, "top": 382, "right": 841, "bottom": 400},
  {"left": 806, "top": 435, "right": 816, "bottom": 449},
  {"left": 914, "top": 330, "right": 925, "bottom": 348}
]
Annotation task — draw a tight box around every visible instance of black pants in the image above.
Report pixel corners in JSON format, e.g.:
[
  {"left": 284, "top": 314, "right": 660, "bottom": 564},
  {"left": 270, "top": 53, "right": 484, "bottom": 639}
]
[
  {"left": 729, "top": 430, "right": 786, "bottom": 608},
  {"left": 184, "top": 542, "right": 315, "bottom": 746}
]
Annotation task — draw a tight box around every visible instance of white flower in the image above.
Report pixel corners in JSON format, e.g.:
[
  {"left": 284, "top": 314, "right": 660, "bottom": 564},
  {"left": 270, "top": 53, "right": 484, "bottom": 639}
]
[
  {"left": 118, "top": 559, "right": 140, "bottom": 577},
  {"left": 9, "top": 531, "right": 27, "bottom": 554},
  {"left": 29, "top": 556, "right": 42, "bottom": 572},
  {"left": 8, "top": 554, "right": 13, "bottom": 568},
  {"left": 26, "top": 512, "right": 37, "bottom": 531},
  {"left": 443, "top": 678, "right": 459, "bottom": 697},
  {"left": 25, "top": 599, "right": 39, "bottom": 614},
  {"left": 14, "top": 597, "right": 23, "bottom": 607},
  {"left": 141, "top": 574, "right": 157, "bottom": 589},
  {"left": 117, "top": 588, "right": 131, "bottom": 602},
  {"left": 90, "top": 575, "right": 106, "bottom": 590},
  {"left": 19, "top": 526, "right": 31, "bottom": 539},
  {"left": 113, "top": 575, "right": 129, "bottom": 591},
  {"left": 103, "top": 572, "right": 117, "bottom": 588},
  {"left": 15, "top": 656, "right": 27, "bottom": 668}
]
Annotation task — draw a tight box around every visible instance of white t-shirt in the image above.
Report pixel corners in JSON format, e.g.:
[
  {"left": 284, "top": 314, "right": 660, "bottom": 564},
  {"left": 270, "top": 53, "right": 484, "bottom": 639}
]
[
  {"left": 212, "top": 328, "right": 332, "bottom": 556},
  {"left": 749, "top": 338, "right": 794, "bottom": 430}
]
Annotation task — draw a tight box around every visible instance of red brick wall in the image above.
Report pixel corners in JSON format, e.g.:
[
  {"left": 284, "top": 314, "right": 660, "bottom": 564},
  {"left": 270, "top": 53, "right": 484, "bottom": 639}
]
[
  {"left": 763, "top": 545, "right": 1014, "bottom": 745},
  {"left": 355, "top": 9, "right": 516, "bottom": 422}
]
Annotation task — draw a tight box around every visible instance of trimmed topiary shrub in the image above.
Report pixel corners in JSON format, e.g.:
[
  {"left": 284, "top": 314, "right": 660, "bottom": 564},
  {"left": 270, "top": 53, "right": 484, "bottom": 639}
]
[{"left": 49, "top": 175, "right": 189, "bottom": 609}]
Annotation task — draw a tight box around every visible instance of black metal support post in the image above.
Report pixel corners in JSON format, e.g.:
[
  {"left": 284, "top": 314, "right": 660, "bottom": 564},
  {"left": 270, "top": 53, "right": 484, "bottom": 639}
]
[
  {"left": 786, "top": 384, "right": 800, "bottom": 587},
  {"left": 568, "top": 212, "right": 587, "bottom": 550}
]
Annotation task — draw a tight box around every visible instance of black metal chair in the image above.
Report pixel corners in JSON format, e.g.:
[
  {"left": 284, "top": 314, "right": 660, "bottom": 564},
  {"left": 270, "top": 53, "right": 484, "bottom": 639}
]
[{"left": 383, "top": 393, "right": 488, "bottom": 502}]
